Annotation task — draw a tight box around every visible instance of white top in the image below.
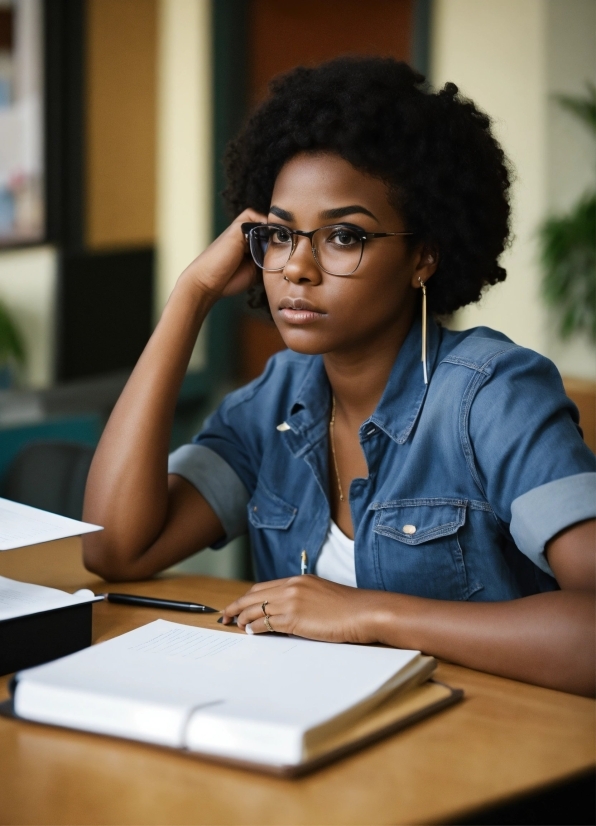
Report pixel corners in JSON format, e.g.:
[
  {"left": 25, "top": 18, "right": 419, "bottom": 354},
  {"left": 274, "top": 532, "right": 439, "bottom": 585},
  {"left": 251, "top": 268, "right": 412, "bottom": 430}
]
[{"left": 315, "top": 520, "right": 357, "bottom": 587}]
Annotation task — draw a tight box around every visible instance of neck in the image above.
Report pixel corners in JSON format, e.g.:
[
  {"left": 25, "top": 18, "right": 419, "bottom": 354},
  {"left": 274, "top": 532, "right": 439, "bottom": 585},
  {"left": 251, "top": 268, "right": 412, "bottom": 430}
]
[{"left": 323, "top": 310, "right": 415, "bottom": 426}]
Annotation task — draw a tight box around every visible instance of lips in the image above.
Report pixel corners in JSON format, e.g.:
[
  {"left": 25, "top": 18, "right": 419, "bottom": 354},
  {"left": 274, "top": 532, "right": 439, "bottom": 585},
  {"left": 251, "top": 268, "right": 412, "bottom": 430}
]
[
  {"left": 278, "top": 296, "right": 326, "bottom": 325},
  {"left": 278, "top": 297, "right": 323, "bottom": 312}
]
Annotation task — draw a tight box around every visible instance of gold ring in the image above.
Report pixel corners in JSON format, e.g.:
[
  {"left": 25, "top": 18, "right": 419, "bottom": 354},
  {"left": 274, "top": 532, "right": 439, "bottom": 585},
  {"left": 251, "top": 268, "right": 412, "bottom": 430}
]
[
  {"left": 261, "top": 600, "right": 269, "bottom": 617},
  {"left": 263, "top": 614, "right": 274, "bottom": 633}
]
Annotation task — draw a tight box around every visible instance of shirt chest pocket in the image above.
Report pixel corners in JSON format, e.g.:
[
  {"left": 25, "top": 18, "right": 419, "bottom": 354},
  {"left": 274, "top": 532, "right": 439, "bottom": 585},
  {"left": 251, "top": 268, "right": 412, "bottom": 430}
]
[
  {"left": 248, "top": 483, "right": 297, "bottom": 530},
  {"left": 371, "top": 498, "right": 481, "bottom": 600}
]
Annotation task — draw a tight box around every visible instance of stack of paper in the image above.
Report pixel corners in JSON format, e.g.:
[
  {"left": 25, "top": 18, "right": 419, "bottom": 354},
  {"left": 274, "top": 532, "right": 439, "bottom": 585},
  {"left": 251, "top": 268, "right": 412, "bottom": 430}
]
[{"left": 0, "top": 577, "right": 98, "bottom": 621}]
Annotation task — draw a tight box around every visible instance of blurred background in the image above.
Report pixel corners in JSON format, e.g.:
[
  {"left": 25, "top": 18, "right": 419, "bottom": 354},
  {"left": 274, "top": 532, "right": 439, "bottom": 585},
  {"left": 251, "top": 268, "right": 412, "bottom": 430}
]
[{"left": 0, "top": 0, "right": 594, "bottom": 579}]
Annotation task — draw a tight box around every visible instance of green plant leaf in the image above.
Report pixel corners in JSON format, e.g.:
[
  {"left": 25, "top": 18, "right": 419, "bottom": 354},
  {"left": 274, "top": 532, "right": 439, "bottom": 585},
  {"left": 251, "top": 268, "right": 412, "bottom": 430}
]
[
  {"left": 554, "top": 81, "right": 596, "bottom": 135},
  {"left": 0, "top": 300, "right": 26, "bottom": 367},
  {"left": 539, "top": 194, "right": 596, "bottom": 341}
]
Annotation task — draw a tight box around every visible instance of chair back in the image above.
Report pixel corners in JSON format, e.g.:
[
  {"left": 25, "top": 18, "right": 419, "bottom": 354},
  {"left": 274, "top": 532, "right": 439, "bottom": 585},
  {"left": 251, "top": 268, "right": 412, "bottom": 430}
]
[{"left": 3, "top": 441, "right": 95, "bottom": 520}]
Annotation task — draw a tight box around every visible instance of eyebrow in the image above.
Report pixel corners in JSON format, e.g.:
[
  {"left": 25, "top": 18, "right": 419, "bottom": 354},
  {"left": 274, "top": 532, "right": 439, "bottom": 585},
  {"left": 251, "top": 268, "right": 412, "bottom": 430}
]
[
  {"left": 269, "top": 205, "right": 293, "bottom": 221},
  {"left": 320, "top": 205, "right": 379, "bottom": 222},
  {"left": 268, "top": 204, "right": 379, "bottom": 223}
]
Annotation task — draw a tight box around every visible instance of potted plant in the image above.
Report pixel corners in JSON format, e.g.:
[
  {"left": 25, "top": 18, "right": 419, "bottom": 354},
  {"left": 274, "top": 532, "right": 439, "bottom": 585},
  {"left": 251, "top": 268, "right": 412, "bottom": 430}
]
[
  {"left": 0, "top": 299, "right": 26, "bottom": 388},
  {"left": 539, "top": 82, "right": 596, "bottom": 342}
]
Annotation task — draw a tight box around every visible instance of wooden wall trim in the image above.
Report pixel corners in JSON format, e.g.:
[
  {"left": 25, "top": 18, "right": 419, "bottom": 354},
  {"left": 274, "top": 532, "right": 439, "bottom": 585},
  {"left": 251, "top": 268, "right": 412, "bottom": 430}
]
[
  {"left": 564, "top": 377, "right": 596, "bottom": 453},
  {"left": 85, "top": 0, "right": 157, "bottom": 250}
]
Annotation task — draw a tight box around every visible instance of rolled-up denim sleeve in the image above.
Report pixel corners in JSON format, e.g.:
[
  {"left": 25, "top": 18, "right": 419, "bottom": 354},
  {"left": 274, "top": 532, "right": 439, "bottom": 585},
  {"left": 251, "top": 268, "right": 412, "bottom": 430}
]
[
  {"left": 510, "top": 473, "right": 596, "bottom": 576},
  {"left": 168, "top": 445, "right": 249, "bottom": 546},
  {"left": 468, "top": 347, "right": 596, "bottom": 576},
  {"left": 167, "top": 356, "right": 285, "bottom": 548}
]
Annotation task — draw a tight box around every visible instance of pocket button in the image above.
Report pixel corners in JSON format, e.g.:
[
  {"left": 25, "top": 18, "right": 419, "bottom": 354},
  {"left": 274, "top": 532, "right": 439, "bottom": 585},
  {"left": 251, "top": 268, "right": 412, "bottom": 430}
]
[{"left": 402, "top": 524, "right": 417, "bottom": 535}]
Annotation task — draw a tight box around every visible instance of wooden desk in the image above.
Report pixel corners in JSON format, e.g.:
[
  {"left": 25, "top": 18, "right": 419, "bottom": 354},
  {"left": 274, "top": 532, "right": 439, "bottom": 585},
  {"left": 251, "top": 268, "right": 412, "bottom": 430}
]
[{"left": 0, "top": 539, "right": 593, "bottom": 826}]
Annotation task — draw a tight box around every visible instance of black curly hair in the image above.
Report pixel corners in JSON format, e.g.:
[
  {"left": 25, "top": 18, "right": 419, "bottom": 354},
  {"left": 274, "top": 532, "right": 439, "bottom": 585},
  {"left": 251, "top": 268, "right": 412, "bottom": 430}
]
[{"left": 224, "top": 56, "right": 512, "bottom": 316}]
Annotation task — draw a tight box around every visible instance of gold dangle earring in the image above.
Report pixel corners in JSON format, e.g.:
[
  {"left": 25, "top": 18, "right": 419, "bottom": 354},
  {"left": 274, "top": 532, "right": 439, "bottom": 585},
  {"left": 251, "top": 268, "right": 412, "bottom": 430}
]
[{"left": 419, "top": 276, "right": 428, "bottom": 385}]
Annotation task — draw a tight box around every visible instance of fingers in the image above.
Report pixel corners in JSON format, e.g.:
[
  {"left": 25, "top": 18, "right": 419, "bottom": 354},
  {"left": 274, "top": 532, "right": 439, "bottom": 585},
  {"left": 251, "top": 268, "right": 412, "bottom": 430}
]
[
  {"left": 231, "top": 208, "right": 267, "bottom": 256},
  {"left": 222, "top": 597, "right": 270, "bottom": 633},
  {"left": 246, "top": 615, "right": 287, "bottom": 635},
  {"left": 180, "top": 207, "right": 268, "bottom": 299},
  {"left": 221, "top": 578, "right": 293, "bottom": 622},
  {"left": 235, "top": 207, "right": 268, "bottom": 223},
  {"left": 246, "top": 577, "right": 293, "bottom": 593},
  {"left": 221, "top": 592, "right": 275, "bottom": 626},
  {"left": 232, "top": 207, "right": 268, "bottom": 237},
  {"left": 239, "top": 602, "right": 290, "bottom": 635},
  {"left": 216, "top": 209, "right": 269, "bottom": 298},
  {"left": 222, "top": 576, "right": 320, "bottom": 634},
  {"left": 221, "top": 576, "right": 376, "bottom": 644},
  {"left": 238, "top": 602, "right": 278, "bottom": 634},
  {"left": 221, "top": 579, "right": 298, "bottom": 633}
]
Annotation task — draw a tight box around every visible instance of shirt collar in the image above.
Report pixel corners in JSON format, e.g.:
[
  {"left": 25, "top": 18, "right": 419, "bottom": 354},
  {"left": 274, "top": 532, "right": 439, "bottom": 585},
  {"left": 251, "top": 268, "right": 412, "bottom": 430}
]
[
  {"left": 284, "top": 355, "right": 329, "bottom": 445},
  {"left": 370, "top": 315, "right": 441, "bottom": 444},
  {"left": 283, "top": 316, "right": 442, "bottom": 447}
]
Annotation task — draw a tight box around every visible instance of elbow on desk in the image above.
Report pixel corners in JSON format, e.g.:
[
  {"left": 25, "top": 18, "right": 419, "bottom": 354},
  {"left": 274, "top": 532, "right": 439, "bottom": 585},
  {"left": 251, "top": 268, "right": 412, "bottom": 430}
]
[{"left": 82, "top": 533, "right": 146, "bottom": 582}]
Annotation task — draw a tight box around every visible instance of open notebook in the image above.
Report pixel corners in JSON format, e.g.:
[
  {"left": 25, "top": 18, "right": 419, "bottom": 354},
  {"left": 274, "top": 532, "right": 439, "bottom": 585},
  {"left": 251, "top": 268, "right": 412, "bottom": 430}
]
[{"left": 10, "top": 620, "right": 461, "bottom": 774}]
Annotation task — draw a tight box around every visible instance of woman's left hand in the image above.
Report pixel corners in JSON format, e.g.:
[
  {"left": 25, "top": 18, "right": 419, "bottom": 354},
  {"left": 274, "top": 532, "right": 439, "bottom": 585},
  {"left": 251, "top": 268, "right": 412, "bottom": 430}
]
[{"left": 221, "top": 575, "right": 387, "bottom": 644}]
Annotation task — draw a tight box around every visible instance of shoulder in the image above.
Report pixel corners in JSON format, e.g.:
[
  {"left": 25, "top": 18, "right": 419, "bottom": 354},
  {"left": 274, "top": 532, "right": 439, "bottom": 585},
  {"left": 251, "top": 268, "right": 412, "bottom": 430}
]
[
  {"left": 429, "top": 324, "right": 581, "bottom": 449},
  {"left": 216, "top": 349, "right": 320, "bottom": 419},
  {"left": 436, "top": 325, "right": 565, "bottom": 390},
  {"left": 438, "top": 325, "right": 516, "bottom": 370}
]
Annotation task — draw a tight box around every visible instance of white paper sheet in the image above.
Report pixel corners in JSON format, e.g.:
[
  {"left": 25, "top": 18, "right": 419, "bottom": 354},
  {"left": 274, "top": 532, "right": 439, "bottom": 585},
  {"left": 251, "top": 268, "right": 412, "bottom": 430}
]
[
  {"left": 0, "top": 575, "right": 99, "bottom": 621},
  {"left": 0, "top": 497, "right": 102, "bottom": 550}
]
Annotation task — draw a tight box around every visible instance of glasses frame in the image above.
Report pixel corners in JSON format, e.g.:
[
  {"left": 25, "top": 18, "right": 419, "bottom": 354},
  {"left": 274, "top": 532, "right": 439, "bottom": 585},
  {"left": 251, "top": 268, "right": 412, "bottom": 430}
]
[{"left": 241, "top": 222, "right": 413, "bottom": 276}]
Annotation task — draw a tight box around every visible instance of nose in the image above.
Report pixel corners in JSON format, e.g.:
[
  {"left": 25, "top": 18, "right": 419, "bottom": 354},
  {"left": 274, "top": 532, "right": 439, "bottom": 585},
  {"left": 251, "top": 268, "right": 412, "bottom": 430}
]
[{"left": 283, "top": 235, "right": 322, "bottom": 285}]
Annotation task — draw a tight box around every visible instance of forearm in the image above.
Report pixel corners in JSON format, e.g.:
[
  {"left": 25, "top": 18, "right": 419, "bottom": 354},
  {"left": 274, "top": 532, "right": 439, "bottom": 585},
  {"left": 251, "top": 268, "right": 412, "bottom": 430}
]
[
  {"left": 371, "top": 589, "right": 595, "bottom": 696},
  {"left": 83, "top": 277, "right": 215, "bottom": 573},
  {"left": 82, "top": 208, "right": 264, "bottom": 578}
]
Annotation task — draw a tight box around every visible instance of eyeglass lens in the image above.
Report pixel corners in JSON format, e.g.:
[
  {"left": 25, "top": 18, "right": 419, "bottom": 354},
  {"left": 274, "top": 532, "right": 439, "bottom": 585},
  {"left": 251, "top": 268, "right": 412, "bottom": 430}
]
[{"left": 249, "top": 225, "right": 364, "bottom": 276}]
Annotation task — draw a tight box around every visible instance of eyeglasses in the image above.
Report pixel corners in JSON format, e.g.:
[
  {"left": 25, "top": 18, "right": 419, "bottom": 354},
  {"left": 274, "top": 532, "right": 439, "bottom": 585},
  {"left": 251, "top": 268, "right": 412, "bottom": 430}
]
[{"left": 241, "top": 222, "right": 413, "bottom": 277}]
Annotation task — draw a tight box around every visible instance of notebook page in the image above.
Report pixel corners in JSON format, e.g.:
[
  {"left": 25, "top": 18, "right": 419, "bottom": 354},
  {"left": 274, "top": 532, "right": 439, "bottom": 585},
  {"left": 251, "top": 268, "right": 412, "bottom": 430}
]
[
  {"left": 0, "top": 497, "right": 102, "bottom": 550},
  {"left": 0, "top": 576, "right": 98, "bottom": 620}
]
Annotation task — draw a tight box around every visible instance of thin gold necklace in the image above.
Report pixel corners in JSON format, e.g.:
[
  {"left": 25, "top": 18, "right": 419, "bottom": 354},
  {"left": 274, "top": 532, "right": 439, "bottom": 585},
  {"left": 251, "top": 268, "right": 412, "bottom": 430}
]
[{"left": 329, "top": 396, "right": 345, "bottom": 502}]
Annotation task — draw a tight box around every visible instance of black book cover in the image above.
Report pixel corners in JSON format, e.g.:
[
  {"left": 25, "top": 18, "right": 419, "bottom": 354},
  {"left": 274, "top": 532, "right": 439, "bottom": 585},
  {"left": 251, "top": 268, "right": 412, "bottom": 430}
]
[{"left": 0, "top": 602, "right": 93, "bottom": 676}]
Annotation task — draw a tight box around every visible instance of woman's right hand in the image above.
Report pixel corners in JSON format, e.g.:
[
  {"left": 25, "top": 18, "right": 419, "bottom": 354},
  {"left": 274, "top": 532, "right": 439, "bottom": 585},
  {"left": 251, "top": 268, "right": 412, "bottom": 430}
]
[{"left": 179, "top": 208, "right": 268, "bottom": 301}]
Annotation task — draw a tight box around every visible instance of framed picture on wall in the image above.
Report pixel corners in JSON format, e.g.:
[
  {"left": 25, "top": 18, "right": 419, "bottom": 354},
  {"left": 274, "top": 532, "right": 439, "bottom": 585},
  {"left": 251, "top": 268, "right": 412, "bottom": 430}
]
[{"left": 0, "top": 0, "right": 44, "bottom": 246}]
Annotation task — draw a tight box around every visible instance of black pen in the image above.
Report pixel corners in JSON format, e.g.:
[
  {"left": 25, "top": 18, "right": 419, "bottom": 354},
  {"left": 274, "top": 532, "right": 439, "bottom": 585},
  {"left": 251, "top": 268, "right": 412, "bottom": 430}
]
[{"left": 99, "top": 593, "right": 221, "bottom": 613}]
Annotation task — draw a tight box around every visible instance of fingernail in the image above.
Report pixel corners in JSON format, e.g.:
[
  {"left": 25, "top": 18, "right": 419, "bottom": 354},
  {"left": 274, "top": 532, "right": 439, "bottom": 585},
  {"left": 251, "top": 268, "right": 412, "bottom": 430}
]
[{"left": 245, "top": 623, "right": 254, "bottom": 635}]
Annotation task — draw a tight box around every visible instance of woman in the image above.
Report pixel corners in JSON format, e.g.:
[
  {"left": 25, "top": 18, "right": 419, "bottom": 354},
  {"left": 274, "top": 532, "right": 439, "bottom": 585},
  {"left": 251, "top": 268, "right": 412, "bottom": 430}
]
[{"left": 83, "top": 58, "right": 595, "bottom": 696}]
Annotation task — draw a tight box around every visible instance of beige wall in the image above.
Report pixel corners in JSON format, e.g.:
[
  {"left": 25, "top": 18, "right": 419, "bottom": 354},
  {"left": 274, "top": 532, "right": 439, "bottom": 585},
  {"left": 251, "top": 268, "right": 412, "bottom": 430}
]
[
  {"left": 432, "top": 0, "right": 595, "bottom": 380},
  {"left": 543, "top": 0, "right": 596, "bottom": 378},
  {"left": 156, "top": 0, "right": 213, "bottom": 371},
  {"left": 0, "top": 246, "right": 56, "bottom": 387}
]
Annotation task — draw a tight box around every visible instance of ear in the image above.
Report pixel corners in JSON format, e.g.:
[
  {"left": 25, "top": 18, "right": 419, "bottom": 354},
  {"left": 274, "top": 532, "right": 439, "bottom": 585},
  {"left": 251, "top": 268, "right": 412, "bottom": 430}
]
[{"left": 409, "top": 245, "right": 439, "bottom": 289}]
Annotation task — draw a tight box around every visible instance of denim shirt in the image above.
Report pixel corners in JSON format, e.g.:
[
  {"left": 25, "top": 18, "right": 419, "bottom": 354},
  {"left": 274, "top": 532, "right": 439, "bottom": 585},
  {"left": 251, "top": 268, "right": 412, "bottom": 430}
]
[{"left": 169, "top": 318, "right": 596, "bottom": 601}]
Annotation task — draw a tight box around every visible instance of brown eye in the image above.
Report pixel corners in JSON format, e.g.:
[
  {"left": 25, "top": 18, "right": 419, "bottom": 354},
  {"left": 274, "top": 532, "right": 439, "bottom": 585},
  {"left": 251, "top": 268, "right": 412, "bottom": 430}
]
[
  {"left": 328, "top": 227, "right": 359, "bottom": 247},
  {"left": 271, "top": 227, "right": 292, "bottom": 245}
]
